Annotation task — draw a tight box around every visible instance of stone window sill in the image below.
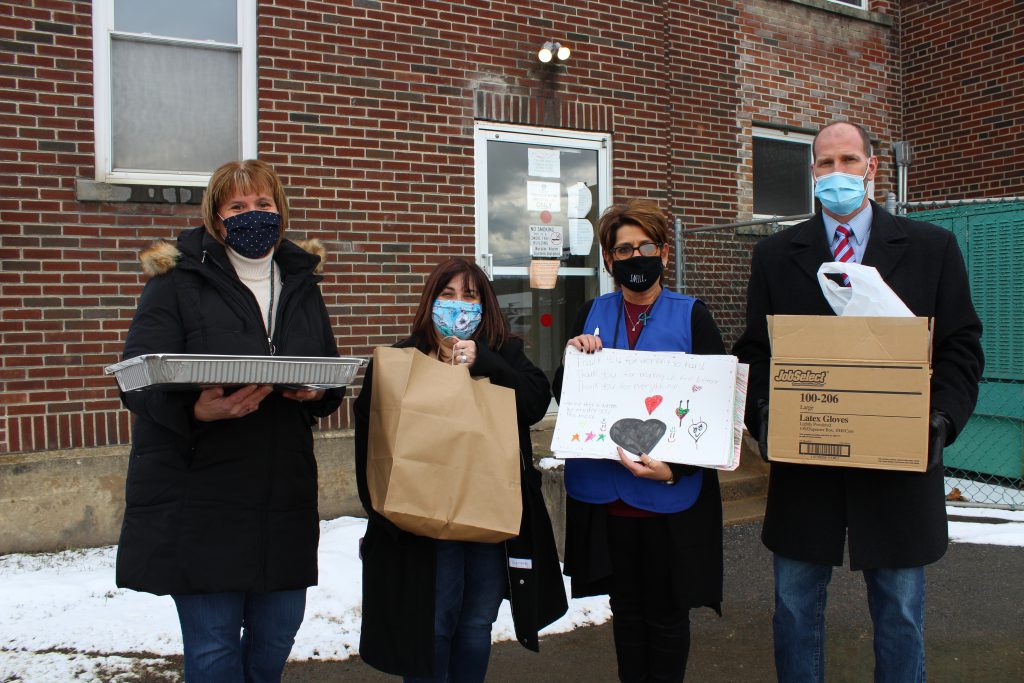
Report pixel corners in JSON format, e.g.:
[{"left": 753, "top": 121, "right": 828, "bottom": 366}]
[{"left": 76, "top": 179, "right": 203, "bottom": 205}]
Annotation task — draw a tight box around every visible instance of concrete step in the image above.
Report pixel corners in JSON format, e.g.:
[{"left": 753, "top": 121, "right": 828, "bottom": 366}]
[
  {"left": 720, "top": 432, "right": 769, "bottom": 526},
  {"left": 724, "top": 495, "right": 767, "bottom": 527},
  {"left": 719, "top": 461, "right": 769, "bottom": 502}
]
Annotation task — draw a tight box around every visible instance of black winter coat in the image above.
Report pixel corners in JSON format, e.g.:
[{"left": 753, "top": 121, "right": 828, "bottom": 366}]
[
  {"left": 732, "top": 204, "right": 984, "bottom": 569},
  {"left": 116, "top": 227, "right": 343, "bottom": 595},
  {"left": 553, "top": 299, "right": 726, "bottom": 613},
  {"left": 353, "top": 335, "right": 568, "bottom": 677}
]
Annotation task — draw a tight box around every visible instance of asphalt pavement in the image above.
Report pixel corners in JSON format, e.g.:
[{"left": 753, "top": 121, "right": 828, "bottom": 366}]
[{"left": 282, "top": 520, "right": 1024, "bottom": 682}]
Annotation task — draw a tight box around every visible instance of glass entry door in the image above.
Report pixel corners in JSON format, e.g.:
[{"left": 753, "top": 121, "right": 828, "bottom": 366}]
[{"left": 474, "top": 123, "right": 612, "bottom": 385}]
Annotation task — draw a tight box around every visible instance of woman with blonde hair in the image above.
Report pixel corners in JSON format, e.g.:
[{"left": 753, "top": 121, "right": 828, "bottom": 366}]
[{"left": 116, "top": 159, "right": 342, "bottom": 682}]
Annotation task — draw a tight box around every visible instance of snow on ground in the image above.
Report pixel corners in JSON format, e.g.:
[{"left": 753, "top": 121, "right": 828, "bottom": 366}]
[
  {"left": 947, "top": 505, "right": 1024, "bottom": 546},
  {"left": 0, "top": 516, "right": 609, "bottom": 682},
  {"left": 2, "top": 503, "right": 1020, "bottom": 682}
]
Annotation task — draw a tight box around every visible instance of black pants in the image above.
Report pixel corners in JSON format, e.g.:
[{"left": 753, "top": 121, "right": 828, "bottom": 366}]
[{"left": 607, "top": 514, "right": 691, "bottom": 683}]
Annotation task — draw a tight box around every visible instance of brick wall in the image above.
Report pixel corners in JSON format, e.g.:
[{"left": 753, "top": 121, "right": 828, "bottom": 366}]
[
  {"left": 0, "top": 0, "right": 966, "bottom": 456},
  {"left": 665, "top": 1, "right": 744, "bottom": 343},
  {"left": 902, "top": 0, "right": 1024, "bottom": 200},
  {"left": 1, "top": 0, "right": 142, "bottom": 454},
  {"left": 680, "top": 0, "right": 901, "bottom": 345}
]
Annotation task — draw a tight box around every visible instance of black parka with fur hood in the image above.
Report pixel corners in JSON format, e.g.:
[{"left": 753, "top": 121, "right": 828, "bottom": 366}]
[{"left": 116, "top": 226, "right": 342, "bottom": 595}]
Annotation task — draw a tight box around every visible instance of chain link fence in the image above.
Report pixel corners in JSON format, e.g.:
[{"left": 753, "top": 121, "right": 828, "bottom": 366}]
[{"left": 901, "top": 196, "right": 1024, "bottom": 510}]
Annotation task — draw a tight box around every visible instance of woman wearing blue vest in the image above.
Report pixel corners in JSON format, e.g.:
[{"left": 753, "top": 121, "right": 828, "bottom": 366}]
[{"left": 553, "top": 200, "right": 725, "bottom": 682}]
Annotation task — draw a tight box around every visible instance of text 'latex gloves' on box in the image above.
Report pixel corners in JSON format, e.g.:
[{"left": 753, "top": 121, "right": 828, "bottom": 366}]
[{"left": 817, "top": 262, "right": 914, "bottom": 317}]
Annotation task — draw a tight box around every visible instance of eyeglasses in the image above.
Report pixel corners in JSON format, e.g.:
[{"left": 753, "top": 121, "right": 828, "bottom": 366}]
[{"left": 609, "top": 242, "right": 663, "bottom": 260}]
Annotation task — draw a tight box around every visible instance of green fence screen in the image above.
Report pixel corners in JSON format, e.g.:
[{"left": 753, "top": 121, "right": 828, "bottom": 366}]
[{"left": 910, "top": 201, "right": 1024, "bottom": 507}]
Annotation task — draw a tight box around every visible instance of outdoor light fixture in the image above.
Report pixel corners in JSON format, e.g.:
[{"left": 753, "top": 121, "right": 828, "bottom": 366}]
[{"left": 538, "top": 41, "right": 571, "bottom": 63}]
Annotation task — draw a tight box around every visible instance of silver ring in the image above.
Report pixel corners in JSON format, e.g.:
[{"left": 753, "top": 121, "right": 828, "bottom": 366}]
[{"left": 460, "top": 355, "right": 468, "bottom": 363}]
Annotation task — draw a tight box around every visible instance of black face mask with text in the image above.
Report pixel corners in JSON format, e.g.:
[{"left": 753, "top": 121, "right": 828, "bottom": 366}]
[{"left": 612, "top": 256, "right": 664, "bottom": 292}]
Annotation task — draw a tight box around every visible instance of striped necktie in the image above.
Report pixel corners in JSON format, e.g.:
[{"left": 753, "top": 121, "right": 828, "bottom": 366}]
[{"left": 832, "top": 225, "right": 855, "bottom": 286}]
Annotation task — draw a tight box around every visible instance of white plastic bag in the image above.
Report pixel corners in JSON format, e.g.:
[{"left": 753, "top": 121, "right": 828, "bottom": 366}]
[{"left": 817, "top": 262, "right": 914, "bottom": 317}]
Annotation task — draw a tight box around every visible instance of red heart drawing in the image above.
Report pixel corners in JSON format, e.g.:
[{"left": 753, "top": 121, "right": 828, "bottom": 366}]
[{"left": 644, "top": 395, "right": 663, "bottom": 415}]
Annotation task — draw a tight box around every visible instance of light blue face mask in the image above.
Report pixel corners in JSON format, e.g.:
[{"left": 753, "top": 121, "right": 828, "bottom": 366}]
[
  {"left": 814, "top": 168, "right": 869, "bottom": 216},
  {"left": 432, "top": 299, "right": 483, "bottom": 340}
]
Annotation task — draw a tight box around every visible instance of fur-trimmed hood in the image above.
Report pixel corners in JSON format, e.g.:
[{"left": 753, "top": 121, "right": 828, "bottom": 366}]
[{"left": 140, "top": 236, "right": 326, "bottom": 277}]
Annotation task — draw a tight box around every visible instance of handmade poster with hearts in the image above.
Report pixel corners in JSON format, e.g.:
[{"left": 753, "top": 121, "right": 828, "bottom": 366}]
[{"left": 551, "top": 346, "right": 747, "bottom": 467}]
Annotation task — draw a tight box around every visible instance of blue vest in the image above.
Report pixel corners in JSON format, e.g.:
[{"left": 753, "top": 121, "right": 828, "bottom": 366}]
[{"left": 564, "top": 290, "right": 703, "bottom": 513}]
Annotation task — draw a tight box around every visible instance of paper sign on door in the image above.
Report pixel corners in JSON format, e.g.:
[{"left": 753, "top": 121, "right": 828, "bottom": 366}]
[{"left": 529, "top": 224, "right": 563, "bottom": 258}]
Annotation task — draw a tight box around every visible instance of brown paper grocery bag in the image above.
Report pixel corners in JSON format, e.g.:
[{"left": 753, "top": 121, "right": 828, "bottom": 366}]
[{"left": 366, "top": 346, "right": 522, "bottom": 542}]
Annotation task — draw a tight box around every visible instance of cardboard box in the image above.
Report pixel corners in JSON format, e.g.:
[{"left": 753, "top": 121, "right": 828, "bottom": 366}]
[{"left": 767, "top": 315, "right": 932, "bottom": 472}]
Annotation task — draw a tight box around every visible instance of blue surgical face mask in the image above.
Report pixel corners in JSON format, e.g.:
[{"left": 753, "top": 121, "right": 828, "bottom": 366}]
[
  {"left": 220, "top": 210, "right": 281, "bottom": 259},
  {"left": 814, "top": 168, "right": 870, "bottom": 216},
  {"left": 432, "top": 299, "right": 483, "bottom": 340}
]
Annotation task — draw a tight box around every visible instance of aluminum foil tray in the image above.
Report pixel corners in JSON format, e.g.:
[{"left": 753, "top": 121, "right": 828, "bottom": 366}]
[{"left": 105, "top": 354, "right": 367, "bottom": 392}]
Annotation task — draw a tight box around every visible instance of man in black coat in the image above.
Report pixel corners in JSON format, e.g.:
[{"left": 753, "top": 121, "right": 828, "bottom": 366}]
[{"left": 733, "top": 121, "right": 983, "bottom": 681}]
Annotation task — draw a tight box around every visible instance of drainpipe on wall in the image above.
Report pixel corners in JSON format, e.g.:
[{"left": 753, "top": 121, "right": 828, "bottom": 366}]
[
  {"left": 674, "top": 217, "right": 684, "bottom": 292},
  {"left": 892, "top": 141, "right": 912, "bottom": 216}
]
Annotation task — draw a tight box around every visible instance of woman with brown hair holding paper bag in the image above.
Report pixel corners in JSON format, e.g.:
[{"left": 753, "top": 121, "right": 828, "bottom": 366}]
[
  {"left": 553, "top": 199, "right": 726, "bottom": 682},
  {"left": 353, "top": 257, "right": 567, "bottom": 682}
]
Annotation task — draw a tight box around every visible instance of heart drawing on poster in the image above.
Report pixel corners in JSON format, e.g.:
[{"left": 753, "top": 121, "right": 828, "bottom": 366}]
[
  {"left": 644, "top": 395, "right": 663, "bottom": 415},
  {"left": 610, "top": 418, "right": 667, "bottom": 456},
  {"left": 688, "top": 420, "right": 708, "bottom": 444}
]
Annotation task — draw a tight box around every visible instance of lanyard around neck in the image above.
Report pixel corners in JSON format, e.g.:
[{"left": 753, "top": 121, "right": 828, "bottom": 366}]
[{"left": 266, "top": 258, "right": 276, "bottom": 355}]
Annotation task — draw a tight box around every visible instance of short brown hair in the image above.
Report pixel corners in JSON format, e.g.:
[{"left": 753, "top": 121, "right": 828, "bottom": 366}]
[
  {"left": 201, "top": 160, "right": 290, "bottom": 245},
  {"left": 597, "top": 199, "right": 671, "bottom": 257},
  {"left": 410, "top": 258, "right": 510, "bottom": 352}
]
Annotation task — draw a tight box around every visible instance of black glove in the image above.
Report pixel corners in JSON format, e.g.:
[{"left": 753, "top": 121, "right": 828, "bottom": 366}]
[
  {"left": 756, "top": 399, "right": 770, "bottom": 463},
  {"left": 668, "top": 463, "right": 700, "bottom": 481},
  {"left": 927, "top": 410, "right": 951, "bottom": 473}
]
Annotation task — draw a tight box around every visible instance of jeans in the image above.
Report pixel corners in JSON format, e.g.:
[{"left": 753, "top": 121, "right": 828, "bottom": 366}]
[
  {"left": 404, "top": 540, "right": 506, "bottom": 683},
  {"left": 607, "top": 514, "right": 691, "bottom": 683},
  {"left": 772, "top": 553, "right": 926, "bottom": 683},
  {"left": 172, "top": 589, "right": 306, "bottom": 683}
]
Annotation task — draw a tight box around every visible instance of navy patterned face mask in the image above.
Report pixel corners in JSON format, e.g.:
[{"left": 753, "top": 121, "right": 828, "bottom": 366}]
[{"left": 221, "top": 210, "right": 280, "bottom": 258}]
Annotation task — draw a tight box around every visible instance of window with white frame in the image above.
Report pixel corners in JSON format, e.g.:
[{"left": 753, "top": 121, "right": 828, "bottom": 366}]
[
  {"left": 752, "top": 127, "right": 814, "bottom": 218},
  {"left": 826, "top": 0, "right": 868, "bottom": 10},
  {"left": 92, "top": 0, "right": 257, "bottom": 185}
]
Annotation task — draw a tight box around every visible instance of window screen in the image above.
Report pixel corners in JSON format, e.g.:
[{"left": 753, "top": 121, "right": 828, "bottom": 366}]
[
  {"left": 753, "top": 136, "right": 812, "bottom": 217},
  {"left": 96, "top": 0, "right": 246, "bottom": 181},
  {"left": 111, "top": 39, "right": 239, "bottom": 173}
]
